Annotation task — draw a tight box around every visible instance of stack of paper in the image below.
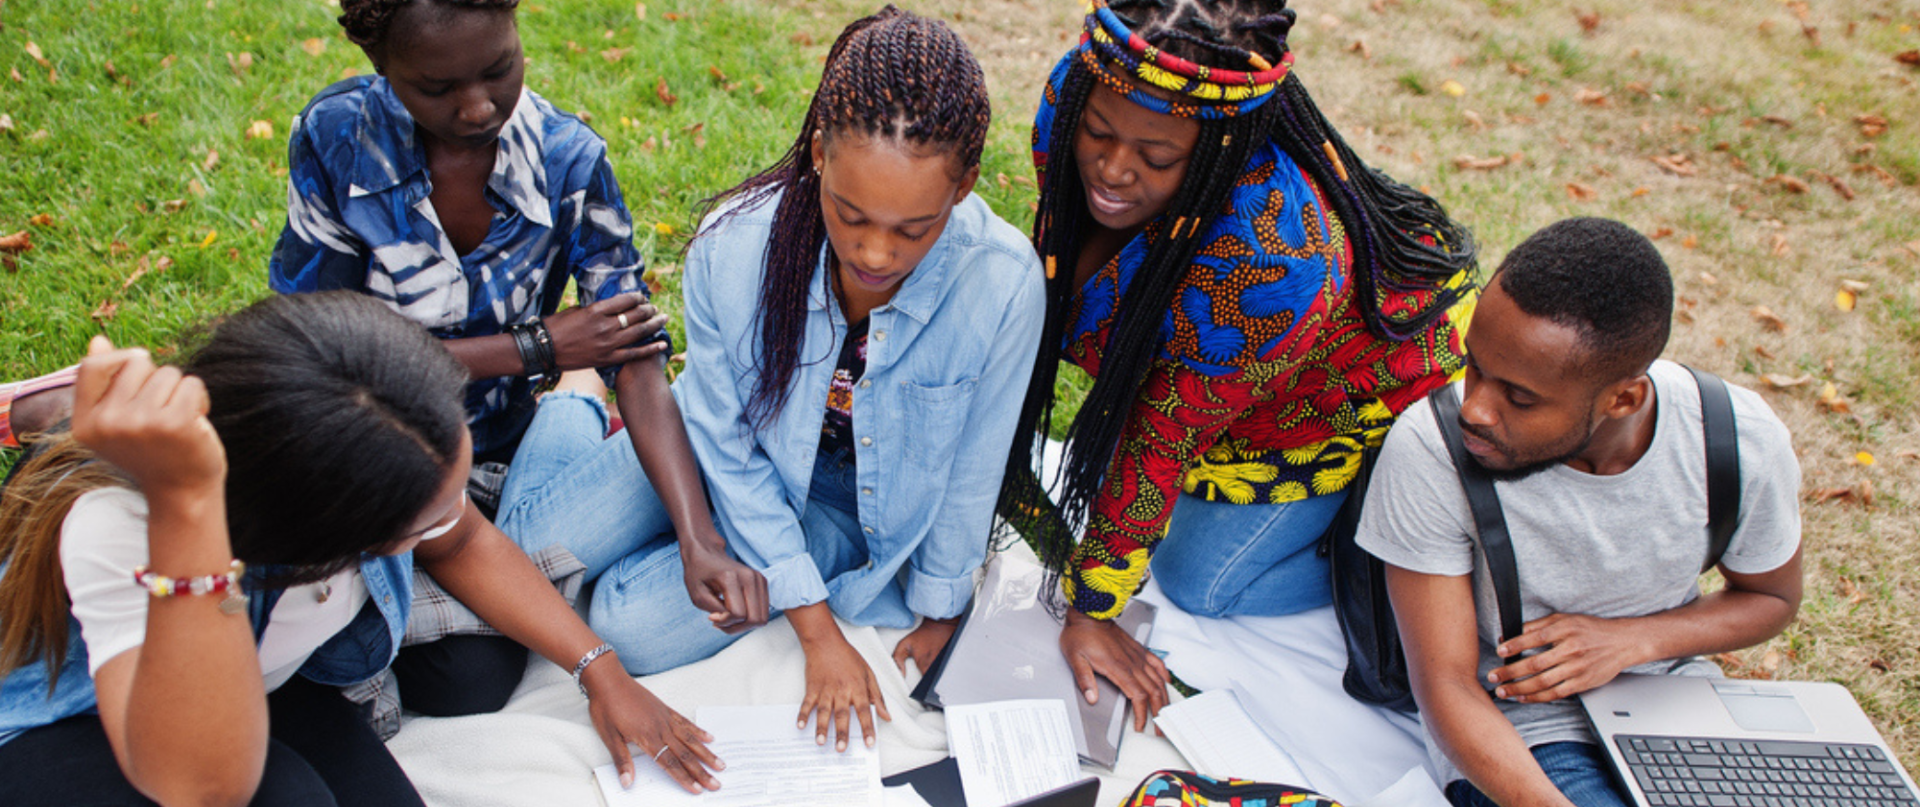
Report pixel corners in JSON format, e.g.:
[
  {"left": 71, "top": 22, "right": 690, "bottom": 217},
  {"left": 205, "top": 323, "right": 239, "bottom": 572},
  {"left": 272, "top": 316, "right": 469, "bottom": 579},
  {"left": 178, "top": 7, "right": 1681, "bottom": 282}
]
[
  {"left": 947, "top": 700, "right": 1082, "bottom": 807},
  {"left": 593, "top": 704, "right": 882, "bottom": 807}
]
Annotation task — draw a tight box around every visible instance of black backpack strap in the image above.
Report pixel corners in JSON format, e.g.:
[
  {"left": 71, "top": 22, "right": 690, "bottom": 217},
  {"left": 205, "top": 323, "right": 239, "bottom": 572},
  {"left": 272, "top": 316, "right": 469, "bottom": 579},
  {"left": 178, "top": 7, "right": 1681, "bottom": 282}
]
[
  {"left": 1429, "top": 386, "right": 1525, "bottom": 665},
  {"left": 1686, "top": 366, "right": 1741, "bottom": 573}
]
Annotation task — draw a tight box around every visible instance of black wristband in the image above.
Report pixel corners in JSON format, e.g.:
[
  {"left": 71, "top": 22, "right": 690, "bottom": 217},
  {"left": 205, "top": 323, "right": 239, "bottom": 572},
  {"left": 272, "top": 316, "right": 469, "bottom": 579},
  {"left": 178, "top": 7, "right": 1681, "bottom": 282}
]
[
  {"left": 528, "top": 320, "right": 559, "bottom": 375},
  {"left": 507, "top": 323, "right": 542, "bottom": 377}
]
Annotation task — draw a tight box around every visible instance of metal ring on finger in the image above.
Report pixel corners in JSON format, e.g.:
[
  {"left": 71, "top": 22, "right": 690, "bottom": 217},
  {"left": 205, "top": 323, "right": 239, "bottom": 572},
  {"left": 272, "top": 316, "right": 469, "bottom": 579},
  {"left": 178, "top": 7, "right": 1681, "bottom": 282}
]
[
  {"left": 653, "top": 745, "right": 670, "bottom": 763},
  {"left": 617, "top": 312, "right": 630, "bottom": 330}
]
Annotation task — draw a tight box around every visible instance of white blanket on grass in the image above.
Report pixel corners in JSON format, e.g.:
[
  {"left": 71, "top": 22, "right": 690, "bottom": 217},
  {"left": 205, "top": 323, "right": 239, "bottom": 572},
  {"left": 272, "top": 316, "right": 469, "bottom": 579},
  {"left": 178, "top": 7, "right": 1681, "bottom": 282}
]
[{"left": 386, "top": 567, "right": 1443, "bottom": 806}]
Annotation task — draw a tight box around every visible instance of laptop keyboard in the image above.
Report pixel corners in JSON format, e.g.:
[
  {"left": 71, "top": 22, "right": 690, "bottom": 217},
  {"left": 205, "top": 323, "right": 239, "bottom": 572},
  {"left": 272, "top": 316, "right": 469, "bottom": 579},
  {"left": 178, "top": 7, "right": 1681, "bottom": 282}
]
[{"left": 1614, "top": 735, "right": 1919, "bottom": 807}]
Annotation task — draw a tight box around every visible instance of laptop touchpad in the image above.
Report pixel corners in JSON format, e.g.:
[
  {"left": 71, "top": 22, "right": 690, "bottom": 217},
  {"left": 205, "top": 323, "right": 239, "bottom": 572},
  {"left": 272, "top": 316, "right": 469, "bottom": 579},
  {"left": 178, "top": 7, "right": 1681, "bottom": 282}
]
[{"left": 1713, "top": 682, "right": 1816, "bottom": 733}]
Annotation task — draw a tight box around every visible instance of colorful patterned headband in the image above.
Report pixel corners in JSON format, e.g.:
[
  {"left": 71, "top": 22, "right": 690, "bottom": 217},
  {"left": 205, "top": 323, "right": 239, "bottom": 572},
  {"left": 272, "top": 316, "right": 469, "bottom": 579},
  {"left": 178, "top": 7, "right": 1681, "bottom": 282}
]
[{"left": 1076, "top": 0, "right": 1294, "bottom": 119}]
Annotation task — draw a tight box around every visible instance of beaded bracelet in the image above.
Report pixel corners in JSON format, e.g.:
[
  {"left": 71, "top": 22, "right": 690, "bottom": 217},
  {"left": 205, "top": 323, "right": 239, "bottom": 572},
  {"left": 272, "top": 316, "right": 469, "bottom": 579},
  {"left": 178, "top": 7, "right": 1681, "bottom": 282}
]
[
  {"left": 572, "top": 643, "right": 617, "bottom": 698},
  {"left": 132, "top": 560, "right": 250, "bottom": 615}
]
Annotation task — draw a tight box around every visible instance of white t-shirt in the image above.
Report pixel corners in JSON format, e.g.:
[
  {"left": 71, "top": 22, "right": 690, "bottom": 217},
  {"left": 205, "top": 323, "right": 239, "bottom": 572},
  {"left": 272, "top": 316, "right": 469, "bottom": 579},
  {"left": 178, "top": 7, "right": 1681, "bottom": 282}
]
[
  {"left": 1355, "top": 360, "right": 1802, "bottom": 778},
  {"left": 60, "top": 488, "right": 373, "bottom": 691}
]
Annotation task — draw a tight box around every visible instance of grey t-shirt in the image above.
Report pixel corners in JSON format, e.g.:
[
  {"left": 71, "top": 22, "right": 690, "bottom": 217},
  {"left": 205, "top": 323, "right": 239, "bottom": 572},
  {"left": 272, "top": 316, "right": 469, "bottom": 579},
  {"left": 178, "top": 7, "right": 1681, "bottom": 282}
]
[{"left": 1355, "top": 360, "right": 1802, "bottom": 779}]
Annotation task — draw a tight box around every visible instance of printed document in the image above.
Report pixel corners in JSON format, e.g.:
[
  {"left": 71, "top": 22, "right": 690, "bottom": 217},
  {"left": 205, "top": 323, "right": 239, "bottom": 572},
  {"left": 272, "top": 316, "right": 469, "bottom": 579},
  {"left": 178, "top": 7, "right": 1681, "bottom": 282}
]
[
  {"left": 593, "top": 704, "right": 882, "bottom": 807},
  {"left": 946, "top": 699, "right": 1081, "bottom": 807}
]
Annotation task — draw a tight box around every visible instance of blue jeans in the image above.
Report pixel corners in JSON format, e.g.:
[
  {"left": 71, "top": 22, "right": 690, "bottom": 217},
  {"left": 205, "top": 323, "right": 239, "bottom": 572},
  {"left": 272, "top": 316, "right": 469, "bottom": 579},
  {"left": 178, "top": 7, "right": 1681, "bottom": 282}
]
[
  {"left": 1148, "top": 489, "right": 1347, "bottom": 618},
  {"left": 1445, "top": 742, "right": 1632, "bottom": 807},
  {"left": 589, "top": 447, "right": 874, "bottom": 675},
  {"left": 494, "top": 393, "right": 674, "bottom": 581}
]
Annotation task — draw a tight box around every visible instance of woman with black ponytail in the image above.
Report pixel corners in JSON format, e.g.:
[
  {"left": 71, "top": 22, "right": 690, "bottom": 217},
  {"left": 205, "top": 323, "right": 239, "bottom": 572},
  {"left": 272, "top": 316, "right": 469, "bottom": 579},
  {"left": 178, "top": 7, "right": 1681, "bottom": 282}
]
[
  {"left": 583, "top": 7, "right": 1044, "bottom": 754},
  {"left": 1005, "top": 0, "right": 1479, "bottom": 728}
]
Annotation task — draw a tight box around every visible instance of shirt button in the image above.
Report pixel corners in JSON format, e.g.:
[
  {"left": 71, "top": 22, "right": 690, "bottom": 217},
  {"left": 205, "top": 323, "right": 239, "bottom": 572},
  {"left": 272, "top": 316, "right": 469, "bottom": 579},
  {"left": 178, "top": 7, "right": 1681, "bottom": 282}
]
[
  {"left": 874, "top": 331, "right": 887, "bottom": 341},
  {"left": 862, "top": 487, "right": 873, "bottom": 496},
  {"left": 859, "top": 379, "right": 871, "bottom": 389},
  {"left": 860, "top": 437, "right": 873, "bottom": 446},
  {"left": 863, "top": 526, "right": 875, "bottom": 535}
]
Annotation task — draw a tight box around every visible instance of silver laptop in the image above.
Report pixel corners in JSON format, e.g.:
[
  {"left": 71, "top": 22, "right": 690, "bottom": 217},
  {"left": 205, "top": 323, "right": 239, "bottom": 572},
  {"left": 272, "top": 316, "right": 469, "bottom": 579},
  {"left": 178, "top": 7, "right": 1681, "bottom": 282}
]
[{"left": 1582, "top": 673, "right": 1919, "bottom": 806}]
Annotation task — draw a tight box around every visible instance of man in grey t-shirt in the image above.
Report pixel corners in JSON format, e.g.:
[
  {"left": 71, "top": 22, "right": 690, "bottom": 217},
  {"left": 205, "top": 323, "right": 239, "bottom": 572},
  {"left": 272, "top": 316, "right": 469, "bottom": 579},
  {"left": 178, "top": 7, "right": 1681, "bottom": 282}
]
[{"left": 1355, "top": 218, "right": 1803, "bottom": 807}]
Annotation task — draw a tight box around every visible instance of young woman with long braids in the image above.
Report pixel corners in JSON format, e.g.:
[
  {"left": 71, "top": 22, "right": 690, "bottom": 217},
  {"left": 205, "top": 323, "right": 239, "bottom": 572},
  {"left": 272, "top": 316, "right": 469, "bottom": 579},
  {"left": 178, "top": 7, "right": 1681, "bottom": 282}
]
[
  {"left": 581, "top": 7, "right": 1044, "bottom": 753},
  {"left": 1003, "top": 0, "right": 1479, "bottom": 729},
  {"left": 268, "top": 0, "right": 767, "bottom": 715},
  {"left": 0, "top": 293, "right": 721, "bottom": 807}
]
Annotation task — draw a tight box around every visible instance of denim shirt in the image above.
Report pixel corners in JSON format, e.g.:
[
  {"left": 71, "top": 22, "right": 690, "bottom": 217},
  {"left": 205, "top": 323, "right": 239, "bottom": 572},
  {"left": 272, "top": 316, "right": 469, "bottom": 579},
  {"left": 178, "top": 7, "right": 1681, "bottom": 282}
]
[
  {"left": 674, "top": 192, "right": 1045, "bottom": 627},
  {"left": 0, "top": 553, "right": 413, "bottom": 747}
]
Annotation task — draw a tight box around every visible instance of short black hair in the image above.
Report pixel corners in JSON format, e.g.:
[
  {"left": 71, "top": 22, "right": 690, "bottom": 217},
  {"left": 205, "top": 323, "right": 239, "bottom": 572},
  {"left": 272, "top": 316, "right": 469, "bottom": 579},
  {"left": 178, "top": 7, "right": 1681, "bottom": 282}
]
[{"left": 1494, "top": 217, "right": 1673, "bottom": 383}]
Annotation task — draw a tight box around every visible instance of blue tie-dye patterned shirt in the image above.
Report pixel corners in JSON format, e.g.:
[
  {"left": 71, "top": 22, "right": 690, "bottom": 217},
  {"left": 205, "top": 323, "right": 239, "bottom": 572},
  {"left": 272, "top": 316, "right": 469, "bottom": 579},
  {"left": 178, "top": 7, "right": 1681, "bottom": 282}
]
[{"left": 269, "top": 76, "right": 663, "bottom": 459}]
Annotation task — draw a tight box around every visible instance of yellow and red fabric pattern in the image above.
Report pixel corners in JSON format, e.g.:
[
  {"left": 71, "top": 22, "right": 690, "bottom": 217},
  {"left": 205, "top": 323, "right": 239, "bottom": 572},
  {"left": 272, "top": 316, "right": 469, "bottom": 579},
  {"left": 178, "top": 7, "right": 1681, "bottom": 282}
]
[{"left": 1075, "top": 0, "right": 1293, "bottom": 119}]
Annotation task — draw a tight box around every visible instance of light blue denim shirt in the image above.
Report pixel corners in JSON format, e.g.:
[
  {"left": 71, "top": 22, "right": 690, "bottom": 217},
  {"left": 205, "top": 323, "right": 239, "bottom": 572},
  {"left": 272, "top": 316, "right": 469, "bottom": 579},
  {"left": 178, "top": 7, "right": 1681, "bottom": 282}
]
[{"left": 673, "top": 191, "right": 1045, "bottom": 626}]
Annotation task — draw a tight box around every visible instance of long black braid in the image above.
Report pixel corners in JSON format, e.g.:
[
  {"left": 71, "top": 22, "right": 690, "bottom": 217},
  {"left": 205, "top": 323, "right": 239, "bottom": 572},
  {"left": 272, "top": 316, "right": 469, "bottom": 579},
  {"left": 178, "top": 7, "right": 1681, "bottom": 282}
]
[
  {"left": 1002, "top": 0, "right": 1478, "bottom": 578},
  {"left": 337, "top": 0, "right": 520, "bottom": 49},
  {"left": 699, "top": 5, "right": 991, "bottom": 430}
]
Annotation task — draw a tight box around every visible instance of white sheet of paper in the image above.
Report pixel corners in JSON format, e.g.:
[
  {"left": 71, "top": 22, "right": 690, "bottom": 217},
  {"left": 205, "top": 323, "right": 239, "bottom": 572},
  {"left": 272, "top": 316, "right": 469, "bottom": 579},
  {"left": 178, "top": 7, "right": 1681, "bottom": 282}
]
[
  {"left": 946, "top": 699, "right": 1081, "bottom": 807},
  {"left": 1154, "top": 688, "right": 1310, "bottom": 787},
  {"left": 592, "top": 704, "right": 881, "bottom": 807}
]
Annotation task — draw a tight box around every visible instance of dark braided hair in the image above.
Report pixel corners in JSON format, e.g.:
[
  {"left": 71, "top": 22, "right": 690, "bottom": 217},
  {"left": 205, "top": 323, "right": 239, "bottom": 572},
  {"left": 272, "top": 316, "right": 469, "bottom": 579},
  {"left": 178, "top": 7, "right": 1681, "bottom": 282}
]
[
  {"left": 700, "top": 5, "right": 992, "bottom": 430},
  {"left": 338, "top": 0, "right": 519, "bottom": 50},
  {"left": 1003, "top": 0, "right": 1478, "bottom": 575}
]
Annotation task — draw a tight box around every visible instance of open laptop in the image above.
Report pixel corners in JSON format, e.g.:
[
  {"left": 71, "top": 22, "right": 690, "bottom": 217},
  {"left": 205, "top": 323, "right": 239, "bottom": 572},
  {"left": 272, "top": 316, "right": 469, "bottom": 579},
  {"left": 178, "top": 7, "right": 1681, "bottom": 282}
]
[{"left": 1581, "top": 673, "right": 1920, "bottom": 806}]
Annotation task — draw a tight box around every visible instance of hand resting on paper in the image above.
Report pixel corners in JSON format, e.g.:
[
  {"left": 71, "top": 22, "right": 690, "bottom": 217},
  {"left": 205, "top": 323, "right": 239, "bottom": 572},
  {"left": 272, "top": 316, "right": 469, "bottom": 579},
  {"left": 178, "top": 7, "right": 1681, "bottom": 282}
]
[
  {"left": 1061, "top": 609, "right": 1170, "bottom": 732},
  {"left": 790, "top": 602, "right": 893, "bottom": 753}
]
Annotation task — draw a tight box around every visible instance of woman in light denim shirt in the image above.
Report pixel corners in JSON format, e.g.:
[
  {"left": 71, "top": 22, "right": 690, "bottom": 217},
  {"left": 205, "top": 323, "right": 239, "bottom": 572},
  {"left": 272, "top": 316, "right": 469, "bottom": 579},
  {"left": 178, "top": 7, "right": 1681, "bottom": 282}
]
[
  {"left": 0, "top": 294, "right": 721, "bottom": 806},
  {"left": 578, "top": 7, "right": 1044, "bottom": 753}
]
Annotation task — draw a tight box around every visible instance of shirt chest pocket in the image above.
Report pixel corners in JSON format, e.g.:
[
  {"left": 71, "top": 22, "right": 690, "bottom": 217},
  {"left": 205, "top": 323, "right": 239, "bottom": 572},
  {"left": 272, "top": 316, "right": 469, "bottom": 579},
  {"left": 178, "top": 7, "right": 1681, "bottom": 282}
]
[{"left": 897, "top": 379, "right": 978, "bottom": 469}]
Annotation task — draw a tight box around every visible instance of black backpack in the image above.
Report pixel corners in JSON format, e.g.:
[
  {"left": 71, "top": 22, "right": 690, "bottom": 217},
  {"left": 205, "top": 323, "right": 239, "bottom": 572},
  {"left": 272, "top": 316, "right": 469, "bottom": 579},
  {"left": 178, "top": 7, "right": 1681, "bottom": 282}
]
[{"left": 1325, "top": 367, "right": 1742, "bottom": 712}]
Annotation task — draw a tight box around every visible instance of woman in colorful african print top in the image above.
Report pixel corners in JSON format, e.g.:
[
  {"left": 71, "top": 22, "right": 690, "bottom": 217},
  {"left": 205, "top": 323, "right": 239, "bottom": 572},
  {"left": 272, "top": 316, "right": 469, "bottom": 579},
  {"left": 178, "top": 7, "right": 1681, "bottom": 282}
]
[{"left": 1000, "top": 0, "right": 1479, "bottom": 729}]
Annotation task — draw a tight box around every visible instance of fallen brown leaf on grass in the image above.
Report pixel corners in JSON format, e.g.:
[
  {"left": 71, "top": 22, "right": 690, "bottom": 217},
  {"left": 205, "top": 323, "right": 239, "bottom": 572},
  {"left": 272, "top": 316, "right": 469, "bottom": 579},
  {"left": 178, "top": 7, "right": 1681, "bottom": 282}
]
[
  {"left": 28, "top": 213, "right": 52, "bottom": 227},
  {"left": 1840, "top": 279, "right": 1870, "bottom": 294},
  {"left": 119, "top": 254, "right": 174, "bottom": 291},
  {"left": 1855, "top": 114, "right": 1888, "bottom": 138},
  {"left": 1836, "top": 289, "right": 1857, "bottom": 312},
  {"left": 1809, "top": 171, "right": 1855, "bottom": 200},
  {"left": 1453, "top": 153, "right": 1520, "bottom": 171},
  {"left": 2, "top": 255, "right": 14, "bottom": 273},
  {"left": 1534, "top": 92, "right": 1551, "bottom": 106},
  {"left": 1750, "top": 114, "right": 1794, "bottom": 129},
  {"left": 601, "top": 47, "right": 629, "bottom": 63},
  {"left": 1754, "top": 344, "right": 1777, "bottom": 360},
  {"left": 789, "top": 32, "right": 814, "bottom": 47},
  {"left": 23, "top": 41, "right": 48, "bottom": 68},
  {"left": 1759, "top": 373, "right": 1813, "bottom": 389},
  {"left": 1698, "top": 271, "right": 1717, "bottom": 284},
  {"left": 1764, "top": 174, "right": 1811, "bottom": 193},
  {"left": 1575, "top": 9, "right": 1601, "bottom": 33},
  {"left": 203, "top": 150, "right": 219, "bottom": 172},
  {"left": 0, "top": 230, "right": 31, "bottom": 254},
  {"left": 1682, "top": 234, "right": 1699, "bottom": 249},
  {"left": 301, "top": 38, "right": 327, "bottom": 57},
  {"left": 132, "top": 112, "right": 158, "bottom": 127},
  {"left": 1650, "top": 153, "right": 1696, "bottom": 176},
  {"left": 1751, "top": 305, "right": 1788, "bottom": 332},
  {"left": 1642, "top": 226, "right": 1673, "bottom": 239},
  {"left": 159, "top": 54, "right": 177, "bottom": 70},
  {"left": 1896, "top": 51, "right": 1920, "bottom": 67},
  {"left": 91, "top": 300, "right": 118, "bottom": 322},
  {"left": 1769, "top": 233, "right": 1791, "bottom": 257},
  {"left": 7, "top": 68, "right": 20, "bottom": 83},
  {"left": 662, "top": 11, "right": 682, "bottom": 21},
  {"left": 1807, "top": 482, "right": 1873, "bottom": 507},
  {"left": 0, "top": 113, "right": 11, "bottom": 133},
  {"left": 1816, "top": 381, "right": 1851, "bottom": 414},
  {"left": 246, "top": 120, "right": 274, "bottom": 140},
  {"left": 1565, "top": 182, "right": 1598, "bottom": 201},
  {"left": 1348, "top": 40, "right": 1371, "bottom": 60},
  {"left": 228, "top": 52, "right": 253, "bottom": 74},
  {"left": 1852, "top": 163, "right": 1898, "bottom": 188},
  {"left": 1575, "top": 87, "right": 1610, "bottom": 107},
  {"left": 655, "top": 77, "right": 677, "bottom": 106},
  {"left": 1839, "top": 578, "right": 1868, "bottom": 606}
]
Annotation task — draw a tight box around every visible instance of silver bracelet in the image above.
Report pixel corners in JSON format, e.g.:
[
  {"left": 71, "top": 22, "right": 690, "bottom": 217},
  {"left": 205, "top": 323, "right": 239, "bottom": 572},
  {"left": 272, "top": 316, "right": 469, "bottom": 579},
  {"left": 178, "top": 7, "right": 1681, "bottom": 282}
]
[{"left": 572, "top": 643, "right": 617, "bottom": 698}]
